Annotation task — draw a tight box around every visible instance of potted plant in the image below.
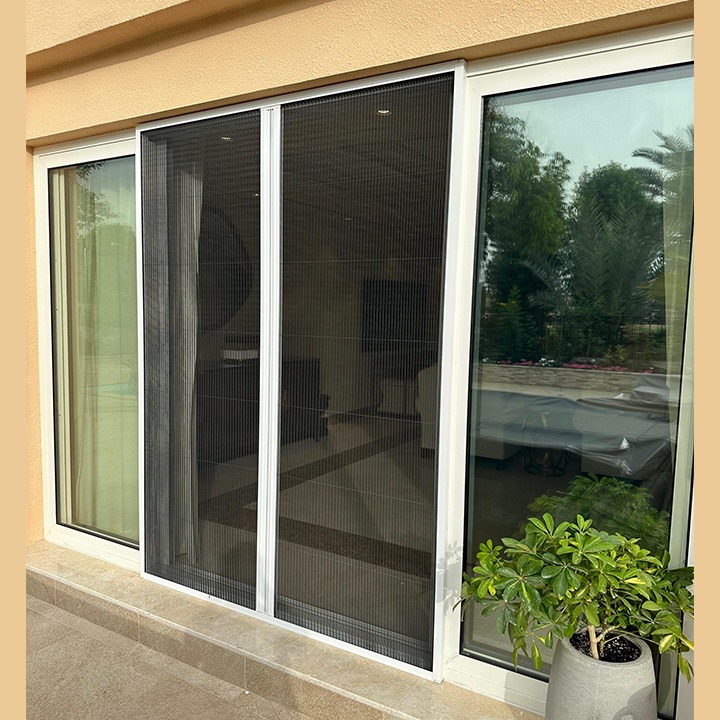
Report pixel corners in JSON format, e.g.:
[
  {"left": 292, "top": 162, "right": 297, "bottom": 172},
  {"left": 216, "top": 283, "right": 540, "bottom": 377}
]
[{"left": 458, "top": 513, "right": 694, "bottom": 720}]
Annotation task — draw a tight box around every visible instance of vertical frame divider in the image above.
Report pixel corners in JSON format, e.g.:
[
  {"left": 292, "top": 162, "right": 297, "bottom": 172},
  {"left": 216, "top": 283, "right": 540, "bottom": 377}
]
[
  {"left": 675, "top": 484, "right": 694, "bottom": 719},
  {"left": 256, "top": 105, "right": 282, "bottom": 617},
  {"left": 669, "top": 252, "right": 694, "bottom": 566},
  {"left": 667, "top": 253, "right": 694, "bottom": 720},
  {"left": 49, "top": 172, "right": 74, "bottom": 525},
  {"left": 135, "top": 127, "right": 146, "bottom": 572},
  {"left": 432, "top": 61, "right": 483, "bottom": 679}
]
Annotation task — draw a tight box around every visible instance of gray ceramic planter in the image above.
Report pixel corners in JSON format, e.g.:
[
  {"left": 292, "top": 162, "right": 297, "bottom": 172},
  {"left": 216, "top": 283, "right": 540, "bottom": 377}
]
[{"left": 545, "top": 636, "right": 656, "bottom": 720}]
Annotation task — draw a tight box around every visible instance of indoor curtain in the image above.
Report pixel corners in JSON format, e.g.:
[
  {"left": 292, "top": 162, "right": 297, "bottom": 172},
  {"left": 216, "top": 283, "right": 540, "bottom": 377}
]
[
  {"left": 70, "top": 166, "right": 100, "bottom": 532},
  {"left": 53, "top": 168, "right": 98, "bottom": 528},
  {"left": 52, "top": 161, "right": 138, "bottom": 543},
  {"left": 167, "top": 146, "right": 204, "bottom": 564}
]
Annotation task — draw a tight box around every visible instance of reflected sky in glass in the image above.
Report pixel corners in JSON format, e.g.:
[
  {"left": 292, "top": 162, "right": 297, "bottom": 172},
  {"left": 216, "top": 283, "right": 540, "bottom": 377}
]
[{"left": 494, "top": 66, "right": 693, "bottom": 186}]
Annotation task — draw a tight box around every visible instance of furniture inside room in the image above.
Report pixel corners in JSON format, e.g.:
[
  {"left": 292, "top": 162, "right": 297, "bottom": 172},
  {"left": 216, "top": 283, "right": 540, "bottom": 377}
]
[{"left": 197, "top": 356, "right": 329, "bottom": 463}]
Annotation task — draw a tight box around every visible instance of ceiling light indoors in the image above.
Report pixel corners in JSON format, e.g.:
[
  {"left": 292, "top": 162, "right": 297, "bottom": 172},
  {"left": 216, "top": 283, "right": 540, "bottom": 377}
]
[
  {"left": 220, "top": 135, "right": 234, "bottom": 142},
  {"left": 376, "top": 109, "right": 391, "bottom": 115}
]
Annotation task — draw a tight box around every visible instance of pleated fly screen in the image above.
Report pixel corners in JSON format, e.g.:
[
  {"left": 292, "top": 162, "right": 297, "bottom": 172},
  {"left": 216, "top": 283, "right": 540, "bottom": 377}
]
[
  {"left": 275, "top": 75, "right": 453, "bottom": 669},
  {"left": 142, "top": 111, "right": 262, "bottom": 608},
  {"left": 141, "top": 73, "right": 453, "bottom": 668}
]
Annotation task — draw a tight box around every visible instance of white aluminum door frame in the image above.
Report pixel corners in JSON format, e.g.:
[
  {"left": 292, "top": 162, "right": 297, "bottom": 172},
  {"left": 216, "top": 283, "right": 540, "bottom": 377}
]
[
  {"left": 439, "top": 22, "right": 695, "bottom": 717},
  {"left": 34, "top": 132, "right": 141, "bottom": 571}
]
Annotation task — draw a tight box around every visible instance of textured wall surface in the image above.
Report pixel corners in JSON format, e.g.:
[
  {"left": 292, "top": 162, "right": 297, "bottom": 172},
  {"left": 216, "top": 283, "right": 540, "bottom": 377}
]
[
  {"left": 27, "top": 0, "right": 195, "bottom": 53},
  {"left": 26, "top": 0, "right": 693, "bottom": 145}
]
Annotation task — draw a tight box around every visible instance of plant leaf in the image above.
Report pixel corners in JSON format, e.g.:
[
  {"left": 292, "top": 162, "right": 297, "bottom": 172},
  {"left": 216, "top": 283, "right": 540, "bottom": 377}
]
[
  {"left": 642, "top": 601, "right": 663, "bottom": 612},
  {"left": 542, "top": 514, "right": 555, "bottom": 534},
  {"left": 528, "top": 517, "right": 548, "bottom": 533},
  {"left": 552, "top": 571, "right": 568, "bottom": 597},
  {"left": 541, "top": 565, "right": 562, "bottom": 579},
  {"left": 677, "top": 655, "right": 693, "bottom": 682},
  {"left": 585, "top": 603, "right": 600, "bottom": 627},
  {"left": 531, "top": 642, "right": 543, "bottom": 670}
]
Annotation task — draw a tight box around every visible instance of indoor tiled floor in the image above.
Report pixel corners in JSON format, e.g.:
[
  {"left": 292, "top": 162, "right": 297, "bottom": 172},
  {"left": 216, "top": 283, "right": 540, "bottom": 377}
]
[{"left": 26, "top": 595, "right": 314, "bottom": 720}]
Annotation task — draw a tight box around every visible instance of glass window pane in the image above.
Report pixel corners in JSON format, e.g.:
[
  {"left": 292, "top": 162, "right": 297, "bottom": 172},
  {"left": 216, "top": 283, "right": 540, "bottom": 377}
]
[
  {"left": 462, "top": 64, "right": 693, "bottom": 703},
  {"left": 142, "top": 112, "right": 261, "bottom": 608},
  {"left": 50, "top": 156, "right": 138, "bottom": 545},
  {"left": 276, "top": 75, "right": 454, "bottom": 669}
]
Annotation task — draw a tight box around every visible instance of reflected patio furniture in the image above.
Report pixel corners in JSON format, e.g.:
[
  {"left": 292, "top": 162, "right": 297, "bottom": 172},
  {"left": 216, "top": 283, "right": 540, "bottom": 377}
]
[
  {"left": 415, "top": 364, "right": 673, "bottom": 479},
  {"left": 416, "top": 363, "right": 522, "bottom": 460}
]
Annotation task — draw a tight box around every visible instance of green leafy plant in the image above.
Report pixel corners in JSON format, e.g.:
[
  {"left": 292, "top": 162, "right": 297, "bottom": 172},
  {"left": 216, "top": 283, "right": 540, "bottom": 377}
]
[
  {"left": 458, "top": 514, "right": 694, "bottom": 680},
  {"left": 528, "top": 474, "right": 670, "bottom": 556}
]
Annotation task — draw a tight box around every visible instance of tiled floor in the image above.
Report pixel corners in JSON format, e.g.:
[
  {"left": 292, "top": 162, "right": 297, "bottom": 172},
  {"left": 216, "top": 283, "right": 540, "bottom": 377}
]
[{"left": 26, "top": 594, "right": 314, "bottom": 720}]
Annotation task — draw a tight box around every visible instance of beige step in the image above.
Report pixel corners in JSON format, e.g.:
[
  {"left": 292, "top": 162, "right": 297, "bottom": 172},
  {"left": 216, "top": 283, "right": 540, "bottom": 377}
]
[{"left": 26, "top": 540, "right": 540, "bottom": 720}]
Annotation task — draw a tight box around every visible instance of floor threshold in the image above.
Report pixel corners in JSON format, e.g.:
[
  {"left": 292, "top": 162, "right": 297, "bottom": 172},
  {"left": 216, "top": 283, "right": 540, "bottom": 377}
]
[{"left": 26, "top": 540, "right": 540, "bottom": 720}]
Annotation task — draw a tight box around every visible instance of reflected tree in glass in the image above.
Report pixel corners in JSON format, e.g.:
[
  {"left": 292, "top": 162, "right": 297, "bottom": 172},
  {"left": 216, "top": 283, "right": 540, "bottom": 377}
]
[{"left": 478, "top": 103, "right": 570, "bottom": 363}]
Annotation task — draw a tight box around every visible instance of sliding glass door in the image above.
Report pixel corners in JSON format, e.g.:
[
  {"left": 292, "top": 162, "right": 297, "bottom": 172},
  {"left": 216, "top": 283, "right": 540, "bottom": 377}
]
[
  {"left": 50, "top": 156, "right": 138, "bottom": 545},
  {"left": 462, "top": 64, "right": 693, "bottom": 715},
  {"left": 141, "top": 72, "right": 454, "bottom": 667}
]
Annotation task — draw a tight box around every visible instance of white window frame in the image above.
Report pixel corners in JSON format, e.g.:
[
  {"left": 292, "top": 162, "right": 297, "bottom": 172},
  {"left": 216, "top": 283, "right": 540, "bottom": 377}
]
[
  {"left": 34, "top": 131, "right": 141, "bottom": 572},
  {"left": 438, "top": 21, "right": 694, "bottom": 719}
]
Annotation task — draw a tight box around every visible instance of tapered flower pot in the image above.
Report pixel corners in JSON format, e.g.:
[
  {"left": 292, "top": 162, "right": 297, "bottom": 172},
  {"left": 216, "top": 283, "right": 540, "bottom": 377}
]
[{"left": 544, "top": 637, "right": 656, "bottom": 720}]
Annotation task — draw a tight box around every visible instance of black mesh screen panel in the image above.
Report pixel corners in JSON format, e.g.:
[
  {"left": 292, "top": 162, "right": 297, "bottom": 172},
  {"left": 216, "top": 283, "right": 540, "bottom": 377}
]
[
  {"left": 141, "top": 75, "right": 454, "bottom": 667},
  {"left": 142, "top": 111, "right": 261, "bottom": 608},
  {"left": 276, "top": 74, "right": 453, "bottom": 669}
]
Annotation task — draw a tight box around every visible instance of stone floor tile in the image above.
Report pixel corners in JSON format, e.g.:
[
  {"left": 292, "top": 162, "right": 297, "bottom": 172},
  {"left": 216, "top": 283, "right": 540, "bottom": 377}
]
[
  {"left": 138, "top": 615, "right": 246, "bottom": 688},
  {"left": 292, "top": 641, "right": 417, "bottom": 708},
  {"left": 394, "top": 678, "right": 542, "bottom": 720},
  {"left": 25, "top": 594, "right": 55, "bottom": 615},
  {"left": 27, "top": 626, "right": 157, "bottom": 720},
  {"left": 26, "top": 600, "right": 305, "bottom": 720},
  {"left": 42, "top": 602, "right": 141, "bottom": 655},
  {"left": 26, "top": 607, "right": 74, "bottom": 657},
  {"left": 55, "top": 582, "right": 139, "bottom": 641},
  {"left": 26, "top": 571, "right": 55, "bottom": 605}
]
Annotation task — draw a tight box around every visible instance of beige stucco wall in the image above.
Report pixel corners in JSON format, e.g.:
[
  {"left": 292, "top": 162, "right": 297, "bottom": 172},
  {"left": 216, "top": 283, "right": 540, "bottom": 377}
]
[
  {"left": 27, "top": 0, "right": 190, "bottom": 54},
  {"left": 27, "top": 0, "right": 693, "bottom": 146},
  {"left": 25, "top": 0, "right": 693, "bottom": 542},
  {"left": 26, "top": 0, "right": 268, "bottom": 74}
]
